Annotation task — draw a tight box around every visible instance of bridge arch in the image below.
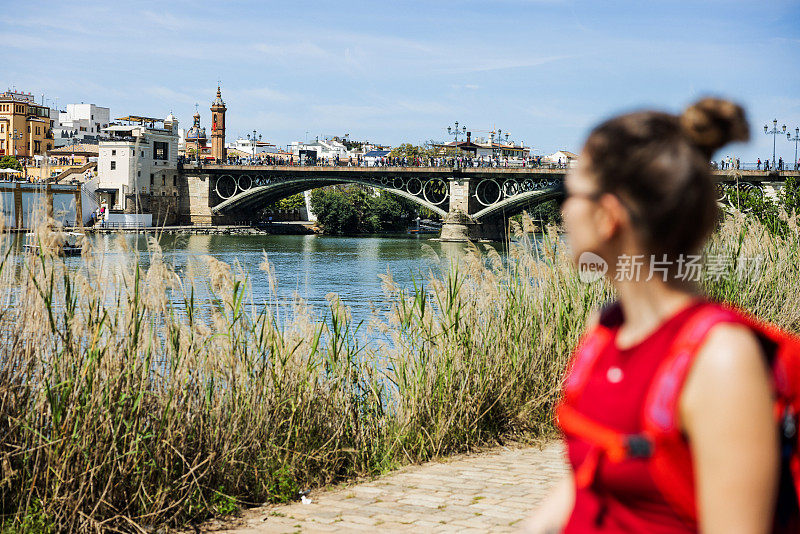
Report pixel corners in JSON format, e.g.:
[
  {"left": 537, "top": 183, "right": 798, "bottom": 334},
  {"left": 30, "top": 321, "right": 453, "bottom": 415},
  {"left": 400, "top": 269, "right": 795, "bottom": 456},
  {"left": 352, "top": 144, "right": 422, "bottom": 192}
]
[
  {"left": 471, "top": 187, "right": 562, "bottom": 221},
  {"left": 211, "top": 176, "right": 448, "bottom": 218}
]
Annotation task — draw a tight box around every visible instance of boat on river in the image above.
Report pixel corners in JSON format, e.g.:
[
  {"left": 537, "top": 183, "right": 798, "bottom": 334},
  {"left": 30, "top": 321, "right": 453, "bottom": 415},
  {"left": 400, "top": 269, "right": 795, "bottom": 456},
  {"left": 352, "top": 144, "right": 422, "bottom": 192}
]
[
  {"left": 408, "top": 218, "right": 442, "bottom": 235},
  {"left": 24, "top": 231, "right": 84, "bottom": 256}
]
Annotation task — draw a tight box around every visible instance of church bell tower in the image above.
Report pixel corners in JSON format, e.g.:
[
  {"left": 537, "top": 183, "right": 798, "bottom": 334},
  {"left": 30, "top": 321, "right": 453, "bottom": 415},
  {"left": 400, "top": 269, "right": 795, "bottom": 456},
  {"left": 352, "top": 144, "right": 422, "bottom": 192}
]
[{"left": 210, "top": 86, "right": 227, "bottom": 162}]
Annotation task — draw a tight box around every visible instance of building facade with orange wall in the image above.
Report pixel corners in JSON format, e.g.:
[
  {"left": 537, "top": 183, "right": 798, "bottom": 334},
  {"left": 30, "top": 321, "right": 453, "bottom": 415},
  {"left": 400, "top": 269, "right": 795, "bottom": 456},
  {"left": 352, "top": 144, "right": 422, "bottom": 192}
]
[{"left": 0, "top": 90, "right": 53, "bottom": 159}]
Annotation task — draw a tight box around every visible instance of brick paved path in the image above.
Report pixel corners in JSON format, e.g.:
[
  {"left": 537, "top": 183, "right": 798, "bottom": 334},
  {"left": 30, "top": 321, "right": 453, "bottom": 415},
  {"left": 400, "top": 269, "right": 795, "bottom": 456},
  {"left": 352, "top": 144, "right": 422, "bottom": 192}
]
[{"left": 206, "top": 441, "right": 568, "bottom": 533}]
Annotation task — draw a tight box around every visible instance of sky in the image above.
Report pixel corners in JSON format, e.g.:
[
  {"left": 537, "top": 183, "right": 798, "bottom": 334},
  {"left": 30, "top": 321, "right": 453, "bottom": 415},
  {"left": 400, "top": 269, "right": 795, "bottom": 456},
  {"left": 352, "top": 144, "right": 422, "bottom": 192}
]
[{"left": 2, "top": 0, "right": 799, "bottom": 162}]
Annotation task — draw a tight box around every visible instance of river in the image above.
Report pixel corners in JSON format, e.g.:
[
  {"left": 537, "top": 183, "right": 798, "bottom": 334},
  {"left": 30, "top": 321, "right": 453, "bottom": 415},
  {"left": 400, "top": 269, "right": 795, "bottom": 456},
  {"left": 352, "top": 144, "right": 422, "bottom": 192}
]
[{"left": 17, "top": 233, "right": 510, "bottom": 323}]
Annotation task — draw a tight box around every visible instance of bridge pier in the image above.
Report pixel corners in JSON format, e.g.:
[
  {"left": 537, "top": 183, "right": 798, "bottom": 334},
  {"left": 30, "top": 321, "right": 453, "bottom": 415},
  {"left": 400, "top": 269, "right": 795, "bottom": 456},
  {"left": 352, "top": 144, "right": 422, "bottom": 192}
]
[
  {"left": 440, "top": 176, "right": 507, "bottom": 242},
  {"left": 440, "top": 177, "right": 472, "bottom": 241},
  {"left": 440, "top": 210, "right": 506, "bottom": 242}
]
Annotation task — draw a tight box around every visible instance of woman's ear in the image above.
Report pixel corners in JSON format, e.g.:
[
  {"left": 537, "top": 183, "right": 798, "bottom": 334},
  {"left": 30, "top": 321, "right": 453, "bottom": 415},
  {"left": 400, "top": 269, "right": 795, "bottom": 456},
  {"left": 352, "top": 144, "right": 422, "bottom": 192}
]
[{"left": 595, "top": 193, "right": 631, "bottom": 242}]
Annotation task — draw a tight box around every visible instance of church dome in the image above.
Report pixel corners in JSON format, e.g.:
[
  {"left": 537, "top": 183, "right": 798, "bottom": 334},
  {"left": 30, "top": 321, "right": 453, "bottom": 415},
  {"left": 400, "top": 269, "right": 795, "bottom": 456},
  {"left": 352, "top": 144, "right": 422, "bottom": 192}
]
[
  {"left": 186, "top": 110, "right": 205, "bottom": 139},
  {"left": 165, "top": 112, "right": 177, "bottom": 123},
  {"left": 186, "top": 126, "right": 206, "bottom": 140}
]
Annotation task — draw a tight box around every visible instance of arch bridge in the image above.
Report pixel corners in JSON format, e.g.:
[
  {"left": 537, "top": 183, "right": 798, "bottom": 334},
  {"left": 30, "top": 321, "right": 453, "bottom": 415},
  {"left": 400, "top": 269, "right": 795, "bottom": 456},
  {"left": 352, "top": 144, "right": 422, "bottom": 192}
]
[{"left": 178, "top": 165, "right": 796, "bottom": 241}]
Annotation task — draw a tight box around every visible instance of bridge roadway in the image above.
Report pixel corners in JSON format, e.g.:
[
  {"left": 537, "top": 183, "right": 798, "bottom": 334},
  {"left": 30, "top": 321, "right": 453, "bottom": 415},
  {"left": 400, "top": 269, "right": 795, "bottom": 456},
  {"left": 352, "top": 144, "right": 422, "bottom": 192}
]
[{"left": 178, "top": 164, "right": 797, "bottom": 241}]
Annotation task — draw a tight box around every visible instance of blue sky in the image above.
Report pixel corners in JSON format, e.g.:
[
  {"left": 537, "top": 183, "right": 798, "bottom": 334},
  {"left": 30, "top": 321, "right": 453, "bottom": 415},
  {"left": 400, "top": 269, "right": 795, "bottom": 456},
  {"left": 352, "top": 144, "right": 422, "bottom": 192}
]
[{"left": 3, "top": 0, "right": 799, "bottom": 161}]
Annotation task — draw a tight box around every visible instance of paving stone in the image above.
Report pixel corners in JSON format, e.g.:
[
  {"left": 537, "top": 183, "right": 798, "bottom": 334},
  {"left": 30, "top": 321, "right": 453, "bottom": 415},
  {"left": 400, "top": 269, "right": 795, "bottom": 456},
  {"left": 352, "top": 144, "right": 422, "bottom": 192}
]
[{"left": 205, "top": 441, "right": 568, "bottom": 533}]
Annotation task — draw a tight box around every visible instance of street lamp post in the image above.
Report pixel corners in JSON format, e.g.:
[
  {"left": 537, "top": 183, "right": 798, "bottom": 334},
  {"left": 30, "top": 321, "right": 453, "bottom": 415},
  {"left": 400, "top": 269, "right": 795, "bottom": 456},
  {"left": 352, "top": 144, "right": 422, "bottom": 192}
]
[
  {"left": 11, "top": 128, "right": 23, "bottom": 179},
  {"left": 788, "top": 127, "right": 800, "bottom": 171},
  {"left": 446, "top": 121, "right": 467, "bottom": 144},
  {"left": 488, "top": 129, "right": 511, "bottom": 161},
  {"left": 764, "top": 119, "right": 787, "bottom": 170},
  {"left": 247, "top": 129, "right": 262, "bottom": 164},
  {"left": 11, "top": 128, "right": 23, "bottom": 158}
]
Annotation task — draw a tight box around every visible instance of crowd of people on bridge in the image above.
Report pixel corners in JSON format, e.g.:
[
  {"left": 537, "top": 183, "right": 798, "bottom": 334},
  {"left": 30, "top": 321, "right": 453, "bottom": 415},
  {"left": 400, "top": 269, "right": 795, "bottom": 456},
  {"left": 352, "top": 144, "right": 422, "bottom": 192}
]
[
  {"left": 755, "top": 156, "right": 798, "bottom": 171},
  {"left": 198, "top": 153, "right": 567, "bottom": 169},
  {"left": 181, "top": 152, "right": 800, "bottom": 172}
]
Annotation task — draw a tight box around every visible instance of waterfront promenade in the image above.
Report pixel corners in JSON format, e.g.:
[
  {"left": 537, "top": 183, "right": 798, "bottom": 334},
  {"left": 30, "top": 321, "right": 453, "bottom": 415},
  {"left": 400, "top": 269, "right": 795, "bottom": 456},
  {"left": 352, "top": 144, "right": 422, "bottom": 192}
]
[{"left": 205, "top": 441, "right": 568, "bottom": 533}]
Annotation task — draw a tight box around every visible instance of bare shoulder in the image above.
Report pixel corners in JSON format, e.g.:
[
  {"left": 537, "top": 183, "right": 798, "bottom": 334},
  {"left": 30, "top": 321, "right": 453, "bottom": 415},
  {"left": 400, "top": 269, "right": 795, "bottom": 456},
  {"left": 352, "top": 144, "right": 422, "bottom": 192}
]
[
  {"left": 681, "top": 322, "right": 771, "bottom": 424},
  {"left": 690, "top": 323, "right": 767, "bottom": 381}
]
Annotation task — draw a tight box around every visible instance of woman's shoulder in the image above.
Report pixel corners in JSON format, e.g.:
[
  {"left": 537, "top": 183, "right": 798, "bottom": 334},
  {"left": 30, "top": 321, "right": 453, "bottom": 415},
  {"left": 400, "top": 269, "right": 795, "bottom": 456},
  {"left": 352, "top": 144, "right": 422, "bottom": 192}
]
[{"left": 680, "top": 318, "right": 770, "bottom": 425}]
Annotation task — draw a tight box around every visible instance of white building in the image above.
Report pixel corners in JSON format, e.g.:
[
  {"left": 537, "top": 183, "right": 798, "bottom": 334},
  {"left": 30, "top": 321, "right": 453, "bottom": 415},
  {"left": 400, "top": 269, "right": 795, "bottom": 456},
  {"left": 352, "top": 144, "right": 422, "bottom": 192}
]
[
  {"left": 226, "top": 137, "right": 275, "bottom": 158},
  {"left": 96, "top": 114, "right": 179, "bottom": 211},
  {"left": 54, "top": 103, "right": 111, "bottom": 147},
  {"left": 437, "top": 132, "right": 530, "bottom": 160},
  {"left": 290, "top": 138, "right": 349, "bottom": 162},
  {"left": 543, "top": 150, "right": 579, "bottom": 167}
]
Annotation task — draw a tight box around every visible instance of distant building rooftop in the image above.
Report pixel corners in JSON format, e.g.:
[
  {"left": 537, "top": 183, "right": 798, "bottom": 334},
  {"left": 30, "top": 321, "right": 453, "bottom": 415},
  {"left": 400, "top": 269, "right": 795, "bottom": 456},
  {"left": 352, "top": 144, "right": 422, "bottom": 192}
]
[
  {"left": 116, "top": 115, "right": 163, "bottom": 124},
  {"left": 48, "top": 144, "right": 100, "bottom": 156},
  {"left": 365, "top": 150, "right": 391, "bottom": 157},
  {"left": 0, "top": 90, "right": 37, "bottom": 103}
]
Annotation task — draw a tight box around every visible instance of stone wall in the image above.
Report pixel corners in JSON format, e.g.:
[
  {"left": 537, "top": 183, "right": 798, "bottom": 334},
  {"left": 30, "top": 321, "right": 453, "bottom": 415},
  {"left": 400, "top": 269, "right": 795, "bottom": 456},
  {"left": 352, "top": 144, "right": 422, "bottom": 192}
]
[
  {"left": 180, "top": 173, "right": 213, "bottom": 225},
  {"left": 123, "top": 193, "right": 180, "bottom": 226}
]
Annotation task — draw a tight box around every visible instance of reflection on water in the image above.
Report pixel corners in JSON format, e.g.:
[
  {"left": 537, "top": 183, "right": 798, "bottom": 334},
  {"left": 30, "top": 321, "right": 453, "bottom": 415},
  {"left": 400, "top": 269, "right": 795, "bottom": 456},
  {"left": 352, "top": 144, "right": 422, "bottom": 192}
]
[{"left": 11, "top": 233, "right": 493, "bottom": 322}]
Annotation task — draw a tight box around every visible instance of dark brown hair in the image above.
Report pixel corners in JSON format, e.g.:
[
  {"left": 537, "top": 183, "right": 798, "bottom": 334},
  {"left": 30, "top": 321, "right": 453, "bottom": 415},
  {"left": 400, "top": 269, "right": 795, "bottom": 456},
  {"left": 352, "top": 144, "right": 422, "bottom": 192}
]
[{"left": 582, "top": 97, "right": 749, "bottom": 257}]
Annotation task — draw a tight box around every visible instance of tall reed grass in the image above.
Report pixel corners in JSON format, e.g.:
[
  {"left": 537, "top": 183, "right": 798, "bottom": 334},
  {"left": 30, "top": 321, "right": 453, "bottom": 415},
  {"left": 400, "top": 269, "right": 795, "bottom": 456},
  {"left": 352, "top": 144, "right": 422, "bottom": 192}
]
[{"left": 1, "top": 210, "right": 795, "bottom": 532}]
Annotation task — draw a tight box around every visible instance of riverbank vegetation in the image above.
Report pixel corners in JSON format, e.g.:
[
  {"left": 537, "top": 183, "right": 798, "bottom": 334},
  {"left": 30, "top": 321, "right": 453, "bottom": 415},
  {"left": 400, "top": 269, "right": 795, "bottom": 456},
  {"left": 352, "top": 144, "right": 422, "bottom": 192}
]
[
  {"left": 309, "top": 185, "right": 424, "bottom": 234},
  {"left": 2, "top": 203, "right": 800, "bottom": 532}
]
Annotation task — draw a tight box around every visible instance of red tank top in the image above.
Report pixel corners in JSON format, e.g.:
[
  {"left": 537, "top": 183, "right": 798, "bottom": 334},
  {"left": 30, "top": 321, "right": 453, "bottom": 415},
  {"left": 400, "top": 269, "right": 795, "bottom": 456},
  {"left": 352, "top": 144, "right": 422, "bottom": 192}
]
[{"left": 564, "top": 300, "right": 715, "bottom": 533}]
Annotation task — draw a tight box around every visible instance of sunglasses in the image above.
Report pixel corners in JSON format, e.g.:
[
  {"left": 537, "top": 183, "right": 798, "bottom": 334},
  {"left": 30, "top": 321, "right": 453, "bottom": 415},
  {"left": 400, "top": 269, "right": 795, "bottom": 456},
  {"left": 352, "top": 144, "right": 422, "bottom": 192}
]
[{"left": 554, "top": 180, "right": 604, "bottom": 208}]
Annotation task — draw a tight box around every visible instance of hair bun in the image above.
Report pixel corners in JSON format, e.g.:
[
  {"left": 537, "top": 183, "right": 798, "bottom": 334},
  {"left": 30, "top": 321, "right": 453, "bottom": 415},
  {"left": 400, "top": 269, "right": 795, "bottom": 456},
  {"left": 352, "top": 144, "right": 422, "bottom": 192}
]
[{"left": 680, "top": 98, "right": 749, "bottom": 156}]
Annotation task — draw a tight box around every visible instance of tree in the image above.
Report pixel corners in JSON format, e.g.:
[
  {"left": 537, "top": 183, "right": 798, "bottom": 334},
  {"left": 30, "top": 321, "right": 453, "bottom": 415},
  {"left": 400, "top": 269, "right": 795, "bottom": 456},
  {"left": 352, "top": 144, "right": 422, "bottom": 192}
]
[
  {"left": 0, "top": 156, "right": 22, "bottom": 171},
  {"left": 262, "top": 192, "right": 306, "bottom": 213},
  {"left": 389, "top": 143, "right": 421, "bottom": 158},
  {"left": 309, "top": 185, "right": 420, "bottom": 234},
  {"left": 310, "top": 187, "right": 364, "bottom": 234},
  {"left": 389, "top": 143, "right": 439, "bottom": 160}
]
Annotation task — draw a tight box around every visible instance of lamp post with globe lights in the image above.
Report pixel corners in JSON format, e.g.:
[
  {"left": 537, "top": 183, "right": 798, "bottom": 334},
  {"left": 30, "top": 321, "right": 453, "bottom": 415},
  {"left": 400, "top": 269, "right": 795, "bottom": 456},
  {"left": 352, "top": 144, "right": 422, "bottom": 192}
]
[
  {"left": 788, "top": 127, "right": 800, "bottom": 171},
  {"left": 247, "top": 129, "right": 262, "bottom": 164},
  {"left": 764, "top": 119, "right": 787, "bottom": 170},
  {"left": 446, "top": 121, "right": 467, "bottom": 144}
]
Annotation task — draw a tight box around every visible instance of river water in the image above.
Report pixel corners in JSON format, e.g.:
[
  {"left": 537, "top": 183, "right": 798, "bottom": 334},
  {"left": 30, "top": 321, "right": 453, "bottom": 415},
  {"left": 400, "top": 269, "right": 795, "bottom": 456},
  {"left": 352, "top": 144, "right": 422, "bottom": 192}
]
[{"left": 26, "top": 233, "right": 506, "bottom": 322}]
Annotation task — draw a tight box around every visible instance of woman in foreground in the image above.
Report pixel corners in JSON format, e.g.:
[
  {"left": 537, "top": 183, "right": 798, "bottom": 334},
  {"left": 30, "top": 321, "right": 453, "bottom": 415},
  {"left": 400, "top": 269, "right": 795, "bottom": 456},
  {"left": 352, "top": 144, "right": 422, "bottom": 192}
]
[{"left": 523, "top": 98, "right": 779, "bottom": 533}]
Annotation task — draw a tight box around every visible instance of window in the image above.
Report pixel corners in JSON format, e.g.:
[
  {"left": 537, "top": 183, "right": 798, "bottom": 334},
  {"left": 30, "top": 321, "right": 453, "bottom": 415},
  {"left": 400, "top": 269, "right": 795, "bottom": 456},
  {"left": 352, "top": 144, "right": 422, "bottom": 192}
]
[
  {"left": 150, "top": 173, "right": 154, "bottom": 185},
  {"left": 137, "top": 171, "right": 141, "bottom": 177},
  {"left": 153, "top": 141, "right": 168, "bottom": 160},
  {"left": 172, "top": 175, "right": 176, "bottom": 186},
  {"left": 140, "top": 150, "right": 144, "bottom": 157},
  {"left": 111, "top": 149, "right": 116, "bottom": 156},
  {"left": 110, "top": 161, "right": 116, "bottom": 170},
  {"left": 161, "top": 176, "right": 165, "bottom": 186}
]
